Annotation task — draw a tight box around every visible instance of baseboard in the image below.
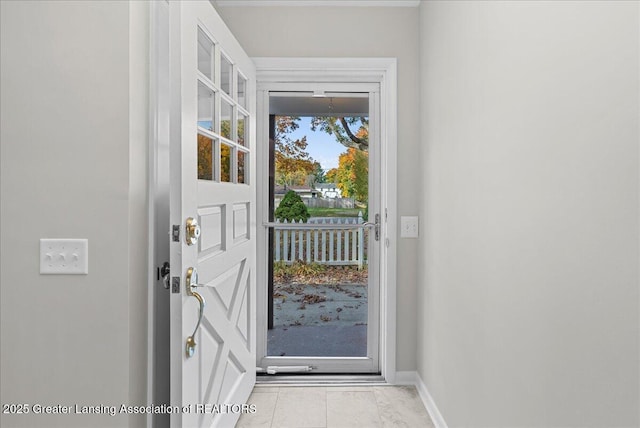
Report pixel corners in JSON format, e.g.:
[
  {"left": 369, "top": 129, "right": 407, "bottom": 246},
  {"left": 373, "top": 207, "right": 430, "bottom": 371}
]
[{"left": 394, "top": 371, "right": 448, "bottom": 428}]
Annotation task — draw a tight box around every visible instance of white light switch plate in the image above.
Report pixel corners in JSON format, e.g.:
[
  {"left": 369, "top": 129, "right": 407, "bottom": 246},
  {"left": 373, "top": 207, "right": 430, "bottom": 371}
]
[
  {"left": 400, "top": 216, "right": 419, "bottom": 238},
  {"left": 40, "top": 239, "right": 88, "bottom": 274}
]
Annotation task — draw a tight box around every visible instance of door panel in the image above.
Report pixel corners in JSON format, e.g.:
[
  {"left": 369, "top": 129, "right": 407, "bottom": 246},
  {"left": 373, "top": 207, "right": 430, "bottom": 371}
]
[{"left": 170, "top": 1, "right": 256, "bottom": 426}]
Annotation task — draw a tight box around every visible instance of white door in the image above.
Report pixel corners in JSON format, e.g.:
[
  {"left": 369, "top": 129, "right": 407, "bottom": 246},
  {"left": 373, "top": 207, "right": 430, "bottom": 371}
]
[{"left": 169, "top": 1, "right": 256, "bottom": 427}]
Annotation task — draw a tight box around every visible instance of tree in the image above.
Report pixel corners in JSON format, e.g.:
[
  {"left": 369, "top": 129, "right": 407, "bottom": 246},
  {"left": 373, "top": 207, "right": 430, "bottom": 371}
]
[
  {"left": 325, "top": 167, "right": 338, "bottom": 184},
  {"left": 310, "top": 116, "right": 369, "bottom": 151},
  {"left": 275, "top": 116, "right": 317, "bottom": 187},
  {"left": 275, "top": 116, "right": 369, "bottom": 200},
  {"left": 310, "top": 162, "right": 325, "bottom": 185},
  {"left": 275, "top": 190, "right": 310, "bottom": 222},
  {"left": 328, "top": 148, "right": 368, "bottom": 203},
  {"left": 315, "top": 117, "right": 369, "bottom": 203}
]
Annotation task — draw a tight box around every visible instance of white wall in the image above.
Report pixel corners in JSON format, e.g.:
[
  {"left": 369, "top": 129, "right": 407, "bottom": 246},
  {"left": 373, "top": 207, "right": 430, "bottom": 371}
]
[
  {"left": 0, "top": 1, "right": 148, "bottom": 427},
  {"left": 418, "top": 1, "right": 639, "bottom": 427},
  {"left": 216, "top": 4, "right": 421, "bottom": 372}
]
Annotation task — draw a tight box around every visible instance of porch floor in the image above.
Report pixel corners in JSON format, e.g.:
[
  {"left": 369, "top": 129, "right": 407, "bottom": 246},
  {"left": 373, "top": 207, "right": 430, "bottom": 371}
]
[{"left": 268, "top": 283, "right": 368, "bottom": 357}]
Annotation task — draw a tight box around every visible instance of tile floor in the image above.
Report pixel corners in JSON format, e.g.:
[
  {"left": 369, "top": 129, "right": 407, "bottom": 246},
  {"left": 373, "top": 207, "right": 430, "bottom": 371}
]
[{"left": 237, "top": 385, "right": 435, "bottom": 428}]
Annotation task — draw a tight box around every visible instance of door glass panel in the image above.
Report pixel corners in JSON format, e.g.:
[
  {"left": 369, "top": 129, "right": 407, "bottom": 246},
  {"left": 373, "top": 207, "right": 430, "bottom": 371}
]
[
  {"left": 237, "top": 73, "right": 247, "bottom": 108},
  {"left": 197, "top": 28, "right": 214, "bottom": 81},
  {"left": 237, "top": 113, "right": 247, "bottom": 146},
  {"left": 197, "top": 82, "right": 215, "bottom": 131},
  {"left": 220, "top": 54, "right": 232, "bottom": 96},
  {"left": 267, "top": 97, "right": 370, "bottom": 358},
  {"left": 198, "top": 134, "right": 214, "bottom": 180},
  {"left": 221, "top": 98, "right": 233, "bottom": 140},
  {"left": 221, "top": 143, "right": 232, "bottom": 182},
  {"left": 238, "top": 150, "right": 247, "bottom": 184}
]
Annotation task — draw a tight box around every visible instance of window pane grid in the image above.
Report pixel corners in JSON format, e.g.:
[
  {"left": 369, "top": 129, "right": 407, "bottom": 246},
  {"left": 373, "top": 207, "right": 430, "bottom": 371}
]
[
  {"left": 197, "top": 73, "right": 216, "bottom": 92},
  {"left": 196, "top": 27, "right": 250, "bottom": 184}
]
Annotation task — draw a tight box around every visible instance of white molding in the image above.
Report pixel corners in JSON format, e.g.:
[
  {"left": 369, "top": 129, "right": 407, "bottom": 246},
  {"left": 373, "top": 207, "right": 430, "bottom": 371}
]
[
  {"left": 215, "top": 1, "right": 420, "bottom": 7},
  {"left": 395, "top": 371, "right": 449, "bottom": 428},
  {"left": 147, "top": 2, "right": 171, "bottom": 428},
  {"left": 146, "top": 3, "right": 158, "bottom": 426}
]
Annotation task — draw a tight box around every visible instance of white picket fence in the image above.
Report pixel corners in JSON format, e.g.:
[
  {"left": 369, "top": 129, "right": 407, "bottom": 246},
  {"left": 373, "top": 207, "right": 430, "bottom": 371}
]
[{"left": 273, "top": 213, "right": 367, "bottom": 268}]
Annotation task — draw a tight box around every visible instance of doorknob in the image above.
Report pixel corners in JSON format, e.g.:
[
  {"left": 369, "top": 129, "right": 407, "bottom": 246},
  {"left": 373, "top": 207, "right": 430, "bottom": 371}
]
[
  {"left": 185, "top": 217, "right": 201, "bottom": 246},
  {"left": 185, "top": 267, "right": 205, "bottom": 358},
  {"left": 362, "top": 213, "right": 380, "bottom": 241}
]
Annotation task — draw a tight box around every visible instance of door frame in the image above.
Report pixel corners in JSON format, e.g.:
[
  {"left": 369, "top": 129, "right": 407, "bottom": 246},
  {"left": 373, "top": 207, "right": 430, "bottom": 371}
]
[
  {"left": 253, "top": 57, "right": 398, "bottom": 382},
  {"left": 147, "top": 1, "right": 171, "bottom": 428}
]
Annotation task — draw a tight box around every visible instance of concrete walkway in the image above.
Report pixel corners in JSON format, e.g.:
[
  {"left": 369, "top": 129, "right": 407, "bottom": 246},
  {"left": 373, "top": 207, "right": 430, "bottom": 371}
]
[
  {"left": 269, "top": 283, "right": 368, "bottom": 357},
  {"left": 267, "top": 325, "right": 367, "bottom": 357}
]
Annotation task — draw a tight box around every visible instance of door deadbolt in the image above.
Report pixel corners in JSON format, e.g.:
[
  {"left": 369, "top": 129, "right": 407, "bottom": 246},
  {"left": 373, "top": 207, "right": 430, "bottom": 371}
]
[{"left": 185, "top": 217, "right": 200, "bottom": 246}]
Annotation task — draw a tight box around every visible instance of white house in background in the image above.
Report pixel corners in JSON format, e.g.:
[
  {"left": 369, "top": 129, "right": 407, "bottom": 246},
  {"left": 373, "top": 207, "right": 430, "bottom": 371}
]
[
  {"left": 315, "top": 183, "right": 342, "bottom": 199},
  {"left": 274, "top": 185, "right": 319, "bottom": 200}
]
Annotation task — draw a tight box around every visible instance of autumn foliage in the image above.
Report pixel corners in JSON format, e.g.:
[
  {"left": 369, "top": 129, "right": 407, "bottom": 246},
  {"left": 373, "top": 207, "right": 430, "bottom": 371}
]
[
  {"left": 326, "top": 148, "right": 368, "bottom": 203},
  {"left": 275, "top": 115, "right": 369, "bottom": 204},
  {"left": 275, "top": 116, "right": 319, "bottom": 187}
]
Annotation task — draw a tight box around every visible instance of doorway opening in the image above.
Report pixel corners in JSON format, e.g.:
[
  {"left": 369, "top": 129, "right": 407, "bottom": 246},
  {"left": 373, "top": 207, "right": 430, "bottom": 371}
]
[
  {"left": 268, "top": 103, "right": 371, "bottom": 358},
  {"left": 257, "top": 86, "right": 382, "bottom": 375},
  {"left": 149, "top": 56, "right": 399, "bottom": 410}
]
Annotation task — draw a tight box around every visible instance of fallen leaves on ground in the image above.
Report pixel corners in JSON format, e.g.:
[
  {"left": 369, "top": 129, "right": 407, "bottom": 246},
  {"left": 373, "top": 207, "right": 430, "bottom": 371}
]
[
  {"left": 302, "top": 294, "right": 326, "bottom": 304},
  {"left": 274, "top": 264, "right": 368, "bottom": 286}
]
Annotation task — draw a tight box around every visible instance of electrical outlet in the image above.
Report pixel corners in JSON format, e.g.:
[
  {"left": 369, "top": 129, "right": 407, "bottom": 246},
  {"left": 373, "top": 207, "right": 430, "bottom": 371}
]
[
  {"left": 400, "top": 216, "right": 419, "bottom": 238},
  {"left": 40, "top": 239, "right": 88, "bottom": 274}
]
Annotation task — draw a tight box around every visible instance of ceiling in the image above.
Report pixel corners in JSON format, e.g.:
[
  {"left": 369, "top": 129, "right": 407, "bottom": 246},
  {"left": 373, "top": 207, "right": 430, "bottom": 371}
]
[{"left": 214, "top": 1, "right": 420, "bottom": 7}]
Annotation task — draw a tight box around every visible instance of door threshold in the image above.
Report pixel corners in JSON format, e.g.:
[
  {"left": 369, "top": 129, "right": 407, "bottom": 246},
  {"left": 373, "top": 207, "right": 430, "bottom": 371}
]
[{"left": 256, "top": 374, "right": 386, "bottom": 385}]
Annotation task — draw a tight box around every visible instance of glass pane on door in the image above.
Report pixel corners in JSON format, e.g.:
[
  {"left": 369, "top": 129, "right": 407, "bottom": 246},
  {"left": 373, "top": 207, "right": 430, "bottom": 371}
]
[
  {"left": 197, "top": 28, "right": 214, "bottom": 81},
  {"left": 267, "top": 96, "right": 370, "bottom": 358},
  {"left": 237, "top": 73, "right": 247, "bottom": 108},
  {"left": 197, "top": 82, "right": 215, "bottom": 131},
  {"left": 220, "top": 53, "right": 232, "bottom": 96},
  {"left": 221, "top": 98, "right": 233, "bottom": 140},
  {"left": 198, "top": 134, "right": 214, "bottom": 180}
]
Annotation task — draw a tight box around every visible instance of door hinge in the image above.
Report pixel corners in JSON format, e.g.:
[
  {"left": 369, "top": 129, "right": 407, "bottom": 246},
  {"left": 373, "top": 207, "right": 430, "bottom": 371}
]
[{"left": 172, "top": 225, "right": 180, "bottom": 242}]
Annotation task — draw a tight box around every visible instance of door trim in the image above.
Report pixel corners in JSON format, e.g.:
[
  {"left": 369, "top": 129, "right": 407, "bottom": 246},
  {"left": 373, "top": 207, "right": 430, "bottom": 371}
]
[
  {"left": 147, "top": 2, "right": 171, "bottom": 428},
  {"left": 253, "top": 57, "right": 398, "bottom": 382}
]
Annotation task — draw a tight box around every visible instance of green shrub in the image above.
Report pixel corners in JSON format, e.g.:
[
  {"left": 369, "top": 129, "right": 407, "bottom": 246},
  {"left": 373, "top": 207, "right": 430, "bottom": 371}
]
[{"left": 275, "top": 190, "right": 310, "bottom": 223}]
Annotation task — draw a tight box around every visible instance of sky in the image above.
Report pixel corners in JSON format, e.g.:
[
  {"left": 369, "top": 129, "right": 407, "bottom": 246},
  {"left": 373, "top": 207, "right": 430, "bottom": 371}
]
[{"left": 285, "top": 117, "right": 346, "bottom": 171}]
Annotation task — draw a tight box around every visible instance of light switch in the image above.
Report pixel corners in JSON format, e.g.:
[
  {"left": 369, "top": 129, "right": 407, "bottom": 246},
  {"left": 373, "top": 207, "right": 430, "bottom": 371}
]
[
  {"left": 40, "top": 239, "right": 88, "bottom": 274},
  {"left": 400, "top": 216, "right": 419, "bottom": 238}
]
